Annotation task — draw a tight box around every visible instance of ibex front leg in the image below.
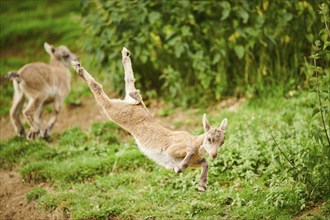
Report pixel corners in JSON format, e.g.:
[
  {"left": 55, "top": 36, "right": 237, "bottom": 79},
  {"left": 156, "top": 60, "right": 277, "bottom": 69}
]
[
  {"left": 176, "top": 149, "right": 195, "bottom": 174},
  {"left": 71, "top": 61, "right": 112, "bottom": 109},
  {"left": 42, "top": 95, "right": 63, "bottom": 139},
  {"left": 166, "top": 145, "right": 195, "bottom": 173},
  {"left": 197, "top": 158, "right": 208, "bottom": 192}
]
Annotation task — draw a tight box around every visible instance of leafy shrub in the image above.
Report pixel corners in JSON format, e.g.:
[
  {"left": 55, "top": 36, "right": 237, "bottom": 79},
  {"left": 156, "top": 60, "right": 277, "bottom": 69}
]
[
  {"left": 303, "top": 2, "right": 330, "bottom": 200},
  {"left": 81, "top": 0, "right": 322, "bottom": 106}
]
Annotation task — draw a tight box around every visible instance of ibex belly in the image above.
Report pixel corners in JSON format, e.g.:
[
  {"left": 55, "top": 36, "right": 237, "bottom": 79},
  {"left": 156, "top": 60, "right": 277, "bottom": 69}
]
[{"left": 135, "top": 139, "right": 181, "bottom": 169}]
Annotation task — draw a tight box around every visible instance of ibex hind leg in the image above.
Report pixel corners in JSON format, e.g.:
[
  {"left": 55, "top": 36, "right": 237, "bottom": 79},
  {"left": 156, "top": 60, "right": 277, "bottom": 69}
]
[
  {"left": 10, "top": 81, "right": 25, "bottom": 137},
  {"left": 23, "top": 96, "right": 46, "bottom": 140},
  {"left": 121, "top": 47, "right": 144, "bottom": 105},
  {"left": 121, "top": 48, "right": 136, "bottom": 99},
  {"left": 121, "top": 48, "right": 151, "bottom": 116}
]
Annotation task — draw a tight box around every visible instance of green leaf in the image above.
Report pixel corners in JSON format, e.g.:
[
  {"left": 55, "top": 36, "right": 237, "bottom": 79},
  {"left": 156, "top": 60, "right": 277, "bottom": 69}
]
[
  {"left": 234, "top": 45, "right": 245, "bottom": 59},
  {"left": 245, "top": 27, "right": 259, "bottom": 37},
  {"left": 305, "top": 34, "right": 314, "bottom": 43},
  {"left": 181, "top": 26, "right": 191, "bottom": 37},
  {"left": 319, "top": 29, "right": 329, "bottom": 42},
  {"left": 221, "top": 9, "right": 230, "bottom": 20},
  {"left": 212, "top": 54, "right": 221, "bottom": 65},
  {"left": 175, "top": 44, "right": 184, "bottom": 58},
  {"left": 148, "top": 12, "right": 161, "bottom": 24},
  {"left": 312, "top": 107, "right": 321, "bottom": 118},
  {"left": 309, "top": 54, "right": 321, "bottom": 60},
  {"left": 238, "top": 9, "right": 249, "bottom": 23},
  {"left": 324, "top": 105, "right": 328, "bottom": 114},
  {"left": 220, "top": 2, "right": 231, "bottom": 20},
  {"left": 323, "top": 41, "right": 330, "bottom": 50}
]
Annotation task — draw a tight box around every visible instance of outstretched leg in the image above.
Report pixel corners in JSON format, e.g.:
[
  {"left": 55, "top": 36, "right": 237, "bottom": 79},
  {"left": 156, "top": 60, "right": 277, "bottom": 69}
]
[
  {"left": 121, "top": 47, "right": 142, "bottom": 104},
  {"left": 71, "top": 61, "right": 112, "bottom": 109},
  {"left": 10, "top": 81, "right": 25, "bottom": 136},
  {"left": 121, "top": 48, "right": 151, "bottom": 116}
]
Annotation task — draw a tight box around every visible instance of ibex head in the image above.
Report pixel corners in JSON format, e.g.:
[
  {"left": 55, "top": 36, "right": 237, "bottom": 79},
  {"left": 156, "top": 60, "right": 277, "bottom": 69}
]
[
  {"left": 44, "top": 42, "right": 77, "bottom": 67},
  {"left": 202, "top": 114, "right": 227, "bottom": 160}
]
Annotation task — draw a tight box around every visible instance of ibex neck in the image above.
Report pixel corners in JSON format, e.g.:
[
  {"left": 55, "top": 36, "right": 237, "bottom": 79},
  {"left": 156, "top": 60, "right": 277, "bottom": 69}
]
[
  {"left": 196, "top": 134, "right": 206, "bottom": 153},
  {"left": 50, "top": 57, "right": 69, "bottom": 69}
]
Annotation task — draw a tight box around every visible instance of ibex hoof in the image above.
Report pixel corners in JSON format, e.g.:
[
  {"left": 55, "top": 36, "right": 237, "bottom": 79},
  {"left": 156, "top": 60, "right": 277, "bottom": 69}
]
[
  {"left": 27, "top": 130, "right": 39, "bottom": 140},
  {"left": 129, "top": 90, "right": 142, "bottom": 104},
  {"left": 71, "top": 60, "right": 84, "bottom": 77},
  {"left": 19, "top": 129, "right": 26, "bottom": 137},
  {"left": 40, "top": 129, "right": 51, "bottom": 141},
  {"left": 174, "top": 167, "right": 183, "bottom": 174},
  {"left": 198, "top": 185, "right": 207, "bottom": 192},
  {"left": 122, "top": 47, "right": 131, "bottom": 58},
  {"left": 71, "top": 60, "right": 80, "bottom": 69}
]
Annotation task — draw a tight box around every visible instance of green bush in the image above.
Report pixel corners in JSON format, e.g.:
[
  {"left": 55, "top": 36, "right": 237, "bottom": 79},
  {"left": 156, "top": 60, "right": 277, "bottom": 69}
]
[{"left": 81, "top": 0, "right": 323, "bottom": 106}]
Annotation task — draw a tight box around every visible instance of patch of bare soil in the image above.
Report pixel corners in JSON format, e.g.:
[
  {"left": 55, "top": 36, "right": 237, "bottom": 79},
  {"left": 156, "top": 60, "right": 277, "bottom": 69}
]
[{"left": 0, "top": 170, "right": 67, "bottom": 220}]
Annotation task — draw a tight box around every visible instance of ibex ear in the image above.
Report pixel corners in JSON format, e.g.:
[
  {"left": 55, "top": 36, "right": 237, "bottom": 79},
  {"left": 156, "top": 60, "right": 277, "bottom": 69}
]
[
  {"left": 220, "top": 118, "right": 227, "bottom": 131},
  {"left": 44, "top": 42, "right": 55, "bottom": 55},
  {"left": 203, "top": 113, "right": 210, "bottom": 132}
]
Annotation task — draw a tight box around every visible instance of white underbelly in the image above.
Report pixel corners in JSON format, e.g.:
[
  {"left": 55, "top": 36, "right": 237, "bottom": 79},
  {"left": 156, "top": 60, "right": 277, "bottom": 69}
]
[{"left": 135, "top": 139, "right": 180, "bottom": 169}]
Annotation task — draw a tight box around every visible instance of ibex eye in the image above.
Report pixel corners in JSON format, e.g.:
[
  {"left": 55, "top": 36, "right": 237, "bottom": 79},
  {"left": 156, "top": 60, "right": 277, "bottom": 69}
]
[
  {"left": 63, "top": 54, "right": 70, "bottom": 59},
  {"left": 207, "top": 137, "right": 212, "bottom": 142}
]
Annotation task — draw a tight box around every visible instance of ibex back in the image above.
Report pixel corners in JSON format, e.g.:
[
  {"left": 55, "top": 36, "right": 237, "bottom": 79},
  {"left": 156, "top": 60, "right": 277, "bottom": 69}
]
[{"left": 71, "top": 48, "right": 227, "bottom": 191}]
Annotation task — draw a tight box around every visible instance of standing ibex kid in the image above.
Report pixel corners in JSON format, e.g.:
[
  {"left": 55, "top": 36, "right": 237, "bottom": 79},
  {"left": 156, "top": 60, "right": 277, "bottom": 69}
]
[
  {"left": 9, "top": 42, "right": 77, "bottom": 140},
  {"left": 71, "top": 48, "right": 227, "bottom": 191}
]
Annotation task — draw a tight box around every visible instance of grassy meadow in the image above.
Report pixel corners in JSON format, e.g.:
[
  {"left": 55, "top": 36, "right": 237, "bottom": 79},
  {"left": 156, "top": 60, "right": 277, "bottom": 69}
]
[
  {"left": 0, "top": 1, "right": 330, "bottom": 219},
  {"left": 1, "top": 94, "right": 329, "bottom": 219}
]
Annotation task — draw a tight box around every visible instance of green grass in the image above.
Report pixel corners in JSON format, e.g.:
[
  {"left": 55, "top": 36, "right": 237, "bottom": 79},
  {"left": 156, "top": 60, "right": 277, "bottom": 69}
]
[
  {"left": 1, "top": 92, "right": 329, "bottom": 219},
  {"left": 1, "top": 1, "right": 329, "bottom": 219},
  {"left": 26, "top": 186, "right": 47, "bottom": 202}
]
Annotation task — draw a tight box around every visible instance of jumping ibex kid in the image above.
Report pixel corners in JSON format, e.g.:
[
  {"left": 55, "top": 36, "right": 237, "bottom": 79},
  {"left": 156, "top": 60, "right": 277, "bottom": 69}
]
[
  {"left": 9, "top": 42, "right": 77, "bottom": 140},
  {"left": 71, "top": 48, "right": 227, "bottom": 191}
]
